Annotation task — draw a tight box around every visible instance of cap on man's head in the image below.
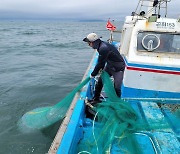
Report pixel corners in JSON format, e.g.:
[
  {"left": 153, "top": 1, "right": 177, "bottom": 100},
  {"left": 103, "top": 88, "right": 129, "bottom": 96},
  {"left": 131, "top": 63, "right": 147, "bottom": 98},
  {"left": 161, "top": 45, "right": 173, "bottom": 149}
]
[{"left": 83, "top": 33, "right": 99, "bottom": 42}]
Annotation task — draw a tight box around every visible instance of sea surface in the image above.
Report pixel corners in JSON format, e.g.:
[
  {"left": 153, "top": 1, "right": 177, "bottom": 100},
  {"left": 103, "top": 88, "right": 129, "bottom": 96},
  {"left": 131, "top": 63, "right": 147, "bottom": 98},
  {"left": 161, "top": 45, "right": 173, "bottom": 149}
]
[{"left": 0, "top": 20, "right": 123, "bottom": 154}]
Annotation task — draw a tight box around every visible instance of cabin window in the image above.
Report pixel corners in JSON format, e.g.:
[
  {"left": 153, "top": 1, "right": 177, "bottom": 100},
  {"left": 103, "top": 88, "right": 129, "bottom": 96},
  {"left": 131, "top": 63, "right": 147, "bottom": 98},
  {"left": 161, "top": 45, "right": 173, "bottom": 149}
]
[{"left": 137, "top": 32, "right": 180, "bottom": 53}]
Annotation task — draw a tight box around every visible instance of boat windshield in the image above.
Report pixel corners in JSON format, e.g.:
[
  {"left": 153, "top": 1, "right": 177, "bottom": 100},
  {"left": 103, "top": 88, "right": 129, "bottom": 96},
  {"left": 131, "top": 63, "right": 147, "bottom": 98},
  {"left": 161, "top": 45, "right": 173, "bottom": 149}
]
[{"left": 137, "top": 31, "right": 180, "bottom": 53}]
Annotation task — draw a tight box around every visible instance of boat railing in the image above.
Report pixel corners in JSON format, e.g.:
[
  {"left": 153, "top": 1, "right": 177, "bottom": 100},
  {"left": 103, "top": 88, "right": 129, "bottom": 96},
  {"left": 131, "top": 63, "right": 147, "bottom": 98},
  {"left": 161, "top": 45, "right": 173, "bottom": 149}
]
[
  {"left": 48, "top": 52, "right": 97, "bottom": 154},
  {"left": 133, "top": 0, "right": 171, "bottom": 20}
]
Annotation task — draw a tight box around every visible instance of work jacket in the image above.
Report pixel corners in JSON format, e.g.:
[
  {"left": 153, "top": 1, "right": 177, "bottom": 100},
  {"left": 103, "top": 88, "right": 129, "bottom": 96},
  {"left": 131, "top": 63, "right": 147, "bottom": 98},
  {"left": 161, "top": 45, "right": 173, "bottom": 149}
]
[{"left": 91, "top": 39, "right": 125, "bottom": 76}]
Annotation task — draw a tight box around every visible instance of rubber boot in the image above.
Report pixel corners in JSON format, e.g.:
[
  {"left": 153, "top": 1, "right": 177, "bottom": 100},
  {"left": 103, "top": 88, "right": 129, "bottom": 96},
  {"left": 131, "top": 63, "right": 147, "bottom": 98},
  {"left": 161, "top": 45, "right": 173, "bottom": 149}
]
[{"left": 92, "top": 77, "right": 103, "bottom": 104}]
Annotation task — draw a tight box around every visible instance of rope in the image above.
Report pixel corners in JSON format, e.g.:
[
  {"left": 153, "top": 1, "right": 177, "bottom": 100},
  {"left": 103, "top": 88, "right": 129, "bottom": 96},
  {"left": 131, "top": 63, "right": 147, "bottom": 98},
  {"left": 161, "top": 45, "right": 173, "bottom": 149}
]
[
  {"left": 92, "top": 112, "right": 99, "bottom": 154},
  {"left": 77, "top": 151, "right": 92, "bottom": 154}
]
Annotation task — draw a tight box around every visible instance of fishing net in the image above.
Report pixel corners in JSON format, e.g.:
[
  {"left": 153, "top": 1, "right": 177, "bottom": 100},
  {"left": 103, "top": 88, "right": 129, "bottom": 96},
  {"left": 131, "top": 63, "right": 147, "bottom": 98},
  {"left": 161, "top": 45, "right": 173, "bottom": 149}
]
[
  {"left": 77, "top": 71, "right": 179, "bottom": 154},
  {"left": 18, "top": 77, "right": 90, "bottom": 130}
]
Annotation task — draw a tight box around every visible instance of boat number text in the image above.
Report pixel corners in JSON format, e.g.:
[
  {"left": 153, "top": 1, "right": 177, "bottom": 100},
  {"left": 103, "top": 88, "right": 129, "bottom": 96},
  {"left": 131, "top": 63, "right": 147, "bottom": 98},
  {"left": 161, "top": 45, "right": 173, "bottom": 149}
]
[{"left": 156, "top": 22, "right": 175, "bottom": 29}]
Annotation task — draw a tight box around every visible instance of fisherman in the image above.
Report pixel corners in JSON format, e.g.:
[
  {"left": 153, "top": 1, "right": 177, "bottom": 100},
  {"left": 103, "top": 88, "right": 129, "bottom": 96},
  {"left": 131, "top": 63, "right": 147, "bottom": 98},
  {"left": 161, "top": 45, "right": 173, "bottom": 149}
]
[{"left": 83, "top": 33, "right": 125, "bottom": 103}]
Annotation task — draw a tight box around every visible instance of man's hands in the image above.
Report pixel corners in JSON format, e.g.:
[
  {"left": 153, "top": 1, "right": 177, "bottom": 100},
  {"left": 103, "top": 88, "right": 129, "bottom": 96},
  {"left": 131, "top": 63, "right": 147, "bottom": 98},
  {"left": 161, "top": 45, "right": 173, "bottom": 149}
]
[
  {"left": 90, "top": 74, "right": 95, "bottom": 78},
  {"left": 90, "top": 69, "right": 103, "bottom": 78}
]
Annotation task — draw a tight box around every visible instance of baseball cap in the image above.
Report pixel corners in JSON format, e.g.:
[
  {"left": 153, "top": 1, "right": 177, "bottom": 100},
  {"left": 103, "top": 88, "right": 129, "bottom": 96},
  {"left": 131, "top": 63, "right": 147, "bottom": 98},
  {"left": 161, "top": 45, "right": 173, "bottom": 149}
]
[{"left": 83, "top": 33, "right": 99, "bottom": 42}]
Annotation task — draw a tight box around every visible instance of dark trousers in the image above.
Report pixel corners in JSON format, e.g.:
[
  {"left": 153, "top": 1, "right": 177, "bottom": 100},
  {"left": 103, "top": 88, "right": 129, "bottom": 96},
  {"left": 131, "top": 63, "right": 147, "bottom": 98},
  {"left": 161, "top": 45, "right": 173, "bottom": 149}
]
[{"left": 94, "top": 67, "right": 124, "bottom": 98}]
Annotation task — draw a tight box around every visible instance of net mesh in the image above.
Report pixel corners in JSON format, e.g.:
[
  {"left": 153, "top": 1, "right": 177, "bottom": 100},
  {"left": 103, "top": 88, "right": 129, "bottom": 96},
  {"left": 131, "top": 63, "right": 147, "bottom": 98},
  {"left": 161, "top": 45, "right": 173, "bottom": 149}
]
[
  {"left": 77, "top": 71, "right": 180, "bottom": 153},
  {"left": 18, "top": 77, "right": 90, "bottom": 131}
]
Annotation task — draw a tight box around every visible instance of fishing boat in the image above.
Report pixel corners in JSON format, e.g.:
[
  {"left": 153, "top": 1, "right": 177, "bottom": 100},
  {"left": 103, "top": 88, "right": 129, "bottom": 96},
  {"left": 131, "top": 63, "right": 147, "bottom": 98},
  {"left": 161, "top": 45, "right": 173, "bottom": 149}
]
[{"left": 48, "top": 0, "right": 180, "bottom": 153}]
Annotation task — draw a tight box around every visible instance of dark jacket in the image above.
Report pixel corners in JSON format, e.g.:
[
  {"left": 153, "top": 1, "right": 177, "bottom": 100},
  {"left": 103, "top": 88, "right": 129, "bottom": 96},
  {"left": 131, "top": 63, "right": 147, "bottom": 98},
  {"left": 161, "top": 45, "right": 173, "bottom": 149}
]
[{"left": 91, "top": 39, "right": 125, "bottom": 76}]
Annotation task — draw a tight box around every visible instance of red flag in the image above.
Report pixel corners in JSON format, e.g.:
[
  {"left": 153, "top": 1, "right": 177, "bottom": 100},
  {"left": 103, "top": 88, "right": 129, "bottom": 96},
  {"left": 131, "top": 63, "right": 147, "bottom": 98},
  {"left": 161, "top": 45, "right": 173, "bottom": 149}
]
[{"left": 106, "top": 19, "right": 116, "bottom": 31}]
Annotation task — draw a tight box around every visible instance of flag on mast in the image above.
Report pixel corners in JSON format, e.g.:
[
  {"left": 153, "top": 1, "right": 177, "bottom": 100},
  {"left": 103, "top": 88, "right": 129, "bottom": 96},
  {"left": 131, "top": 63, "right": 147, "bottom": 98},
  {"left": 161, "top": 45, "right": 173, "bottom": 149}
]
[{"left": 106, "top": 19, "right": 116, "bottom": 31}]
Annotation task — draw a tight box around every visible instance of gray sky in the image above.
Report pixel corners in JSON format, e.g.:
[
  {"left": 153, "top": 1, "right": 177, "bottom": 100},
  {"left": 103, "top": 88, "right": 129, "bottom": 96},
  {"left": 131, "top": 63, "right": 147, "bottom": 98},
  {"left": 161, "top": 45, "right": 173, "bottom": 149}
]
[{"left": 0, "top": 0, "right": 179, "bottom": 20}]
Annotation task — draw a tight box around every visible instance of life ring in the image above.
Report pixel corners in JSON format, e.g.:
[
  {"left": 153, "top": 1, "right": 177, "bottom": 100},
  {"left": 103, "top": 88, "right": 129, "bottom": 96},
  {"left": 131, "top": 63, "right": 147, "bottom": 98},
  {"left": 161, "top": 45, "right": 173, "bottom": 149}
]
[{"left": 142, "top": 34, "right": 160, "bottom": 51}]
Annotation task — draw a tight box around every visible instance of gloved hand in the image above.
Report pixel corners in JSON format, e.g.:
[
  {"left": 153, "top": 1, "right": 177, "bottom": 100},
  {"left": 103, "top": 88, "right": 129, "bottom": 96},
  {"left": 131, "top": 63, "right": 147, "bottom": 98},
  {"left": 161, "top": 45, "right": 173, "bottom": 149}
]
[{"left": 90, "top": 74, "right": 95, "bottom": 78}]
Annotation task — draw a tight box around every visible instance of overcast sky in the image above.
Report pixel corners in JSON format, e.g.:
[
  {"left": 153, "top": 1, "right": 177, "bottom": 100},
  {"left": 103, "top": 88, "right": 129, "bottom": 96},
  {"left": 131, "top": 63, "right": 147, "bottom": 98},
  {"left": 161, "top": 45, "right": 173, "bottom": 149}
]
[{"left": 0, "top": 0, "right": 179, "bottom": 20}]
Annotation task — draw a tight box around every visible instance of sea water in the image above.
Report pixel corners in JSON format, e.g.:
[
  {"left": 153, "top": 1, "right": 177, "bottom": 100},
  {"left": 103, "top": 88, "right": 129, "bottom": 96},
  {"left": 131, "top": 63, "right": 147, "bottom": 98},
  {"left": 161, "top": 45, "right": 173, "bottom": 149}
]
[{"left": 0, "top": 20, "right": 122, "bottom": 153}]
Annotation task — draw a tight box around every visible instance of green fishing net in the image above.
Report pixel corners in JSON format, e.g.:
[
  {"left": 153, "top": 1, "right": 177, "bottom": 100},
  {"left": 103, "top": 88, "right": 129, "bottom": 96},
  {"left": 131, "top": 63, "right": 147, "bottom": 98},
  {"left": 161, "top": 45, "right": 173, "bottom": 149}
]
[
  {"left": 18, "top": 77, "right": 90, "bottom": 130},
  {"left": 18, "top": 67, "right": 179, "bottom": 153},
  {"left": 77, "top": 71, "right": 179, "bottom": 154}
]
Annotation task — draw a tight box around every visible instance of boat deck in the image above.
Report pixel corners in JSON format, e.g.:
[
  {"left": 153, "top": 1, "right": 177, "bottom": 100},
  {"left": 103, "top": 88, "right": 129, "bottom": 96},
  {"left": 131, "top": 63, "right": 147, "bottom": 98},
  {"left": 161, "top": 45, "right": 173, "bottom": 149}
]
[
  {"left": 76, "top": 95, "right": 180, "bottom": 153},
  {"left": 49, "top": 52, "right": 180, "bottom": 154}
]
